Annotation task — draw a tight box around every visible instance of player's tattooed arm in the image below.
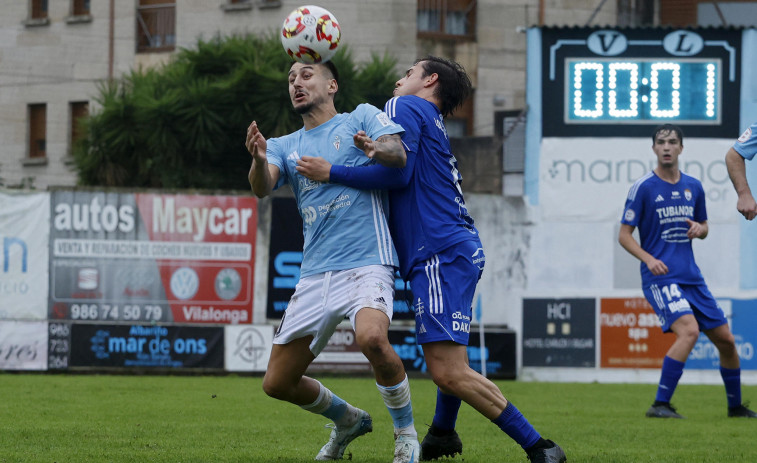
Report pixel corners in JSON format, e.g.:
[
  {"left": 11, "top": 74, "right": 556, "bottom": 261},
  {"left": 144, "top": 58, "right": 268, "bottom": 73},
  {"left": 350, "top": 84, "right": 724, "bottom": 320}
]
[{"left": 353, "top": 131, "right": 407, "bottom": 168}]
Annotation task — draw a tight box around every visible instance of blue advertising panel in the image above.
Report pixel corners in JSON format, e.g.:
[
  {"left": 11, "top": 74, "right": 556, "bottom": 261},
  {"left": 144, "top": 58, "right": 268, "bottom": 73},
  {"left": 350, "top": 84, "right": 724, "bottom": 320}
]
[
  {"left": 70, "top": 323, "right": 224, "bottom": 369},
  {"left": 687, "top": 299, "right": 757, "bottom": 369}
]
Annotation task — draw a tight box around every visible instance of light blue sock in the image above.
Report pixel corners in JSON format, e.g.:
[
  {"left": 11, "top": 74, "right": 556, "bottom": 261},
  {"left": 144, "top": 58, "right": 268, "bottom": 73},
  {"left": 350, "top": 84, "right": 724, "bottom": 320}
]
[
  {"left": 377, "top": 375, "right": 416, "bottom": 435},
  {"left": 301, "top": 380, "right": 352, "bottom": 425}
]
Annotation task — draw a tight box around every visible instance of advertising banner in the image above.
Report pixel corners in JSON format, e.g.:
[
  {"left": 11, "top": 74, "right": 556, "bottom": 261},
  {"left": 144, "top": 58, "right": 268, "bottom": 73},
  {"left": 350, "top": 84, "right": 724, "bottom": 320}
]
[
  {"left": 687, "top": 298, "right": 757, "bottom": 369},
  {"left": 308, "top": 327, "right": 371, "bottom": 373},
  {"left": 48, "top": 322, "right": 71, "bottom": 370},
  {"left": 600, "top": 297, "right": 671, "bottom": 369},
  {"left": 225, "top": 324, "right": 273, "bottom": 372},
  {"left": 523, "top": 298, "right": 596, "bottom": 367},
  {"left": 266, "top": 197, "right": 414, "bottom": 321},
  {"left": 69, "top": 323, "right": 224, "bottom": 368},
  {"left": 540, "top": 138, "right": 737, "bottom": 223},
  {"left": 388, "top": 326, "right": 517, "bottom": 379},
  {"left": 0, "top": 192, "right": 49, "bottom": 320},
  {"left": 49, "top": 191, "right": 256, "bottom": 324},
  {"left": 0, "top": 321, "right": 48, "bottom": 370}
]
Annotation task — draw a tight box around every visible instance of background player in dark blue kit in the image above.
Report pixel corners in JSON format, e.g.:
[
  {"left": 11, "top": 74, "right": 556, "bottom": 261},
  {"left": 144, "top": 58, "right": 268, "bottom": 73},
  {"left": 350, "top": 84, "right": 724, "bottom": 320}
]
[
  {"left": 725, "top": 121, "right": 757, "bottom": 220},
  {"left": 619, "top": 124, "right": 757, "bottom": 419},
  {"left": 296, "top": 56, "right": 566, "bottom": 463}
]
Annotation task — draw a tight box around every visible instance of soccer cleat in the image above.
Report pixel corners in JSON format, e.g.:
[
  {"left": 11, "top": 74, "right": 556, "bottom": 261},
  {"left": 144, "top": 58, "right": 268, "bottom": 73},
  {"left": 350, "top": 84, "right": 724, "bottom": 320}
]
[
  {"left": 728, "top": 403, "right": 757, "bottom": 418},
  {"left": 645, "top": 402, "right": 685, "bottom": 419},
  {"left": 315, "top": 409, "right": 373, "bottom": 460},
  {"left": 526, "top": 439, "right": 567, "bottom": 463},
  {"left": 394, "top": 433, "right": 420, "bottom": 463},
  {"left": 419, "top": 427, "right": 462, "bottom": 461}
]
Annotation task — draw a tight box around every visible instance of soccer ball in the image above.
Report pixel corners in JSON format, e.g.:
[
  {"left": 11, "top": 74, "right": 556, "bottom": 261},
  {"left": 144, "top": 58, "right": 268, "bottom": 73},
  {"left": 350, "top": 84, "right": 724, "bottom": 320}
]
[{"left": 281, "top": 5, "right": 341, "bottom": 64}]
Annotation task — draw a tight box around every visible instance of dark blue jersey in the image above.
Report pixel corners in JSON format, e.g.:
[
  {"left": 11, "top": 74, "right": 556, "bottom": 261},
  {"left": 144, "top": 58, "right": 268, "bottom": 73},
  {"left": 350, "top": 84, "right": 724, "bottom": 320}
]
[
  {"left": 330, "top": 95, "right": 478, "bottom": 278},
  {"left": 621, "top": 171, "right": 707, "bottom": 286}
]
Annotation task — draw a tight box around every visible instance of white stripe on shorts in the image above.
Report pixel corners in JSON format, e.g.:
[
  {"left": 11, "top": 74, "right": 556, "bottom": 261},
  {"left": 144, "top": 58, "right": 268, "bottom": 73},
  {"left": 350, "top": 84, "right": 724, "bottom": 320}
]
[{"left": 424, "top": 255, "right": 443, "bottom": 314}]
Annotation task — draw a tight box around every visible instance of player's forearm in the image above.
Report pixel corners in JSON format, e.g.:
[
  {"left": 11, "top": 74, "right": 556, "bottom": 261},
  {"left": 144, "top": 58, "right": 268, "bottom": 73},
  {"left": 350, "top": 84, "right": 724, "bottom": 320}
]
[
  {"left": 371, "top": 134, "right": 407, "bottom": 168},
  {"left": 249, "top": 160, "right": 273, "bottom": 198},
  {"left": 618, "top": 231, "right": 654, "bottom": 265},
  {"left": 725, "top": 148, "right": 752, "bottom": 196}
]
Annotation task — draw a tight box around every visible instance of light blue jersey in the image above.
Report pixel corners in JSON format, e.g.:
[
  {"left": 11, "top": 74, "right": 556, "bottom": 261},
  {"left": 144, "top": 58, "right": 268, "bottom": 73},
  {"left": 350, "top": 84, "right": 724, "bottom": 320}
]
[
  {"left": 267, "top": 103, "right": 403, "bottom": 277},
  {"left": 621, "top": 171, "right": 707, "bottom": 287},
  {"left": 733, "top": 122, "right": 757, "bottom": 160}
]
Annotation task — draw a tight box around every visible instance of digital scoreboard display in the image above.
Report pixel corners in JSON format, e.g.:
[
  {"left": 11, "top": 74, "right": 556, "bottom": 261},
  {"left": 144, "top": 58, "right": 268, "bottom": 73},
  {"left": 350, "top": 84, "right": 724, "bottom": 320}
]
[
  {"left": 566, "top": 58, "right": 720, "bottom": 124},
  {"left": 541, "top": 27, "right": 741, "bottom": 137}
]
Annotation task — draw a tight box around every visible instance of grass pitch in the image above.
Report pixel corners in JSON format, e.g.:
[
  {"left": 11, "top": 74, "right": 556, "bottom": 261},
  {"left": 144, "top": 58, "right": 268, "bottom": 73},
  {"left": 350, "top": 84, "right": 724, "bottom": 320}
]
[{"left": 0, "top": 373, "right": 755, "bottom": 462}]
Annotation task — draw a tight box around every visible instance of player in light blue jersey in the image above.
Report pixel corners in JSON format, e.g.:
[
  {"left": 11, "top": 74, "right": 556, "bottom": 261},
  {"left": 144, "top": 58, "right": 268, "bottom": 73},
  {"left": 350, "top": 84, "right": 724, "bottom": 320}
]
[
  {"left": 296, "top": 56, "right": 566, "bottom": 463},
  {"left": 620, "top": 124, "right": 756, "bottom": 419},
  {"left": 246, "top": 60, "right": 421, "bottom": 463},
  {"left": 725, "top": 121, "right": 757, "bottom": 220}
]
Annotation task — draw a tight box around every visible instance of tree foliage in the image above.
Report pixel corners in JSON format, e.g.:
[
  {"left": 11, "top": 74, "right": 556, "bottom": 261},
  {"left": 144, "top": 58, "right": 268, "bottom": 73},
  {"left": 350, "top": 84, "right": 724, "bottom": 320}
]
[{"left": 72, "top": 34, "right": 399, "bottom": 190}]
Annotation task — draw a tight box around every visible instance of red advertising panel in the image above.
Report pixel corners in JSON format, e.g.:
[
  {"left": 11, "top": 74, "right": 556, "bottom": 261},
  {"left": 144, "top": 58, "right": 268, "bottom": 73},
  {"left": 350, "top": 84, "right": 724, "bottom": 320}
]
[
  {"left": 600, "top": 297, "right": 672, "bottom": 368},
  {"left": 49, "top": 191, "right": 256, "bottom": 324}
]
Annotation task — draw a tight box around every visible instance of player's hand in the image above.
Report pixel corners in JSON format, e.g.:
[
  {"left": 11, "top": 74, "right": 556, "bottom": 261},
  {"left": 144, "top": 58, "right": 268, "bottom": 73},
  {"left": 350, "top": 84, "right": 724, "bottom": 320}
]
[
  {"left": 353, "top": 130, "right": 377, "bottom": 159},
  {"left": 644, "top": 257, "right": 668, "bottom": 276},
  {"left": 736, "top": 192, "right": 757, "bottom": 221},
  {"left": 246, "top": 121, "right": 267, "bottom": 163},
  {"left": 685, "top": 218, "right": 706, "bottom": 239},
  {"left": 296, "top": 156, "right": 331, "bottom": 182}
]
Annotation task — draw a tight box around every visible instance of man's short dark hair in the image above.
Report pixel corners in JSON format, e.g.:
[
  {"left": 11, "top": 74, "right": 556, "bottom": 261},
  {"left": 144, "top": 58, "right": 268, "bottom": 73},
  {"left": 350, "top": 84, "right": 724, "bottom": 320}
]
[
  {"left": 288, "top": 60, "right": 339, "bottom": 84},
  {"left": 416, "top": 55, "right": 472, "bottom": 117},
  {"left": 652, "top": 124, "right": 684, "bottom": 145}
]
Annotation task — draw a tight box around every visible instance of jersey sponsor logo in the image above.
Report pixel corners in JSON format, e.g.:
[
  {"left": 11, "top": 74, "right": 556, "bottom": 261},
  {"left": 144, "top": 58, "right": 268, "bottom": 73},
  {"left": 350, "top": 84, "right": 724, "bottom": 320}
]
[
  {"left": 287, "top": 151, "right": 301, "bottom": 162},
  {"left": 655, "top": 205, "right": 693, "bottom": 219},
  {"left": 301, "top": 206, "right": 317, "bottom": 225},
  {"left": 661, "top": 227, "right": 690, "bottom": 243},
  {"left": 738, "top": 127, "right": 752, "bottom": 143},
  {"left": 624, "top": 209, "right": 635, "bottom": 221},
  {"left": 317, "top": 194, "right": 351, "bottom": 216},
  {"left": 434, "top": 116, "right": 448, "bottom": 139},
  {"left": 471, "top": 247, "right": 485, "bottom": 270},
  {"left": 655, "top": 194, "right": 664, "bottom": 202},
  {"left": 667, "top": 298, "right": 691, "bottom": 313},
  {"left": 298, "top": 177, "right": 319, "bottom": 193},
  {"left": 684, "top": 189, "right": 692, "bottom": 201},
  {"left": 376, "top": 112, "right": 392, "bottom": 127},
  {"left": 671, "top": 191, "right": 681, "bottom": 200}
]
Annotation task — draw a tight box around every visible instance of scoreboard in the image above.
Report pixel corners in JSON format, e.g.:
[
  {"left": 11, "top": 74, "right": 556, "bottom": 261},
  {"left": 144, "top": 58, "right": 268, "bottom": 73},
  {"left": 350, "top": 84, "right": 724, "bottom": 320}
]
[{"left": 540, "top": 28, "right": 741, "bottom": 137}]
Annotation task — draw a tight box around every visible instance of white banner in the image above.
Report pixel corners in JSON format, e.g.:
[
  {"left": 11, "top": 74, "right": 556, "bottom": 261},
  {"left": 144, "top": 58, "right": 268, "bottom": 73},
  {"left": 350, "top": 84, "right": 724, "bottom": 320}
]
[
  {"left": 0, "top": 321, "right": 48, "bottom": 370},
  {"left": 0, "top": 191, "right": 49, "bottom": 319},
  {"left": 224, "top": 324, "right": 273, "bottom": 372},
  {"left": 540, "top": 138, "right": 738, "bottom": 222}
]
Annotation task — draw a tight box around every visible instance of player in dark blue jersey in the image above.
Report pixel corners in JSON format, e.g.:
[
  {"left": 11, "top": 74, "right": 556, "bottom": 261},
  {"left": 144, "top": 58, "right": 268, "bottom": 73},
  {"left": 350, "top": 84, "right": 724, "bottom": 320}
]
[
  {"left": 619, "top": 124, "right": 756, "bottom": 419},
  {"left": 725, "top": 121, "right": 757, "bottom": 220},
  {"left": 296, "top": 56, "right": 566, "bottom": 463}
]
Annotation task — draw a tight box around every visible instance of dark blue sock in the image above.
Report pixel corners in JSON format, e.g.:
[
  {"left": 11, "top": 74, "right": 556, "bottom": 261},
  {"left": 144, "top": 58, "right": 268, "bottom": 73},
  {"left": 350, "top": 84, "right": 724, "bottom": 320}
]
[
  {"left": 431, "top": 389, "right": 461, "bottom": 431},
  {"left": 655, "top": 356, "right": 685, "bottom": 403},
  {"left": 492, "top": 402, "right": 541, "bottom": 450},
  {"left": 720, "top": 366, "right": 741, "bottom": 408}
]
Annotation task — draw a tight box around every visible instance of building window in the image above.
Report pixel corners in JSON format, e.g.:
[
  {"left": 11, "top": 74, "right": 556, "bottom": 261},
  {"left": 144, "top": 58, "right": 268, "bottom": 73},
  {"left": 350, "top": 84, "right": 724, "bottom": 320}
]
[
  {"left": 446, "top": 93, "right": 474, "bottom": 137},
  {"left": 70, "top": 102, "right": 89, "bottom": 155},
  {"left": 617, "top": 0, "right": 654, "bottom": 26},
  {"left": 31, "top": 0, "right": 49, "bottom": 19},
  {"left": 418, "top": 0, "right": 476, "bottom": 39},
  {"left": 137, "top": 0, "right": 176, "bottom": 53},
  {"left": 221, "top": 0, "right": 253, "bottom": 12},
  {"left": 28, "top": 104, "right": 47, "bottom": 159},
  {"left": 72, "top": 0, "right": 91, "bottom": 16}
]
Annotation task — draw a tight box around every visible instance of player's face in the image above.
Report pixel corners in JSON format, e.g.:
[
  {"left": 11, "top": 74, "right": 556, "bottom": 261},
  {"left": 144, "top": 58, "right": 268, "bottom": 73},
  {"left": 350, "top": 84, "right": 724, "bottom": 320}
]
[
  {"left": 288, "top": 63, "right": 335, "bottom": 114},
  {"left": 652, "top": 130, "right": 683, "bottom": 168},
  {"left": 394, "top": 62, "right": 429, "bottom": 97}
]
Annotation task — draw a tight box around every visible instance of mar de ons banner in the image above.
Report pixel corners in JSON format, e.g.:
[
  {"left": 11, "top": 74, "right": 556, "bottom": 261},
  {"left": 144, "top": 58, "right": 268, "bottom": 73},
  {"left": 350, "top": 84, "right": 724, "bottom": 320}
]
[{"left": 48, "top": 190, "right": 257, "bottom": 325}]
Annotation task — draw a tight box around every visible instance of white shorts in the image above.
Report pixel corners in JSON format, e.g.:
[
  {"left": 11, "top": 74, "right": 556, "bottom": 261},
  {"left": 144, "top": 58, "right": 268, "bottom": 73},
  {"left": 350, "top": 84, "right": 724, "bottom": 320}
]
[{"left": 273, "top": 265, "right": 395, "bottom": 356}]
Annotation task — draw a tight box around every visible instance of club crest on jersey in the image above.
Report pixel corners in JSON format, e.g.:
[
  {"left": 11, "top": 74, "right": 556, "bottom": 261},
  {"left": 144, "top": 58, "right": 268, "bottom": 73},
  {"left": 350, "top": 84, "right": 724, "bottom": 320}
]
[
  {"left": 738, "top": 127, "right": 752, "bottom": 143},
  {"left": 624, "top": 209, "right": 635, "bottom": 221},
  {"left": 333, "top": 135, "right": 341, "bottom": 150},
  {"left": 684, "top": 189, "right": 692, "bottom": 201}
]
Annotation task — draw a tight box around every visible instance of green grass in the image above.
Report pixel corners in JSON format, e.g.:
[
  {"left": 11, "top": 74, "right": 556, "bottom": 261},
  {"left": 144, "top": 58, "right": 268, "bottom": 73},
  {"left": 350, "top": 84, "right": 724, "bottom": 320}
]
[{"left": 0, "top": 374, "right": 755, "bottom": 462}]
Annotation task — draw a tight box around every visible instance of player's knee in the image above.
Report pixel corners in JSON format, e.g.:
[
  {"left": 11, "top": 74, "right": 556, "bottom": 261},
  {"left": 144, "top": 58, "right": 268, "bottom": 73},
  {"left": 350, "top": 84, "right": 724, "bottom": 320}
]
[
  {"left": 262, "top": 376, "right": 288, "bottom": 400},
  {"left": 356, "top": 331, "right": 389, "bottom": 357}
]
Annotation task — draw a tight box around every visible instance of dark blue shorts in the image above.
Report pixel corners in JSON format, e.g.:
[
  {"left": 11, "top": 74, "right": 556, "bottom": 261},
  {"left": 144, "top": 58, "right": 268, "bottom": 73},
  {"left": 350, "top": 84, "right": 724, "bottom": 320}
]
[
  {"left": 643, "top": 282, "right": 727, "bottom": 332},
  {"left": 408, "top": 239, "right": 484, "bottom": 345}
]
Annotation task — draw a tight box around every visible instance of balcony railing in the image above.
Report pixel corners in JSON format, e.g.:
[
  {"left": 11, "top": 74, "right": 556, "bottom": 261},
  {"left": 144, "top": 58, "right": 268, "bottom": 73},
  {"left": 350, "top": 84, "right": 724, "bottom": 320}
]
[{"left": 137, "top": 3, "right": 176, "bottom": 53}]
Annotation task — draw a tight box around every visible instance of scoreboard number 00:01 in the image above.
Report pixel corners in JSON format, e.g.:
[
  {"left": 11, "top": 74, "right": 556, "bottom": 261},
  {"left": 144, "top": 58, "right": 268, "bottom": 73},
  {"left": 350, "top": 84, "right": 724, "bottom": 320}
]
[
  {"left": 69, "top": 303, "right": 163, "bottom": 321},
  {"left": 566, "top": 58, "right": 720, "bottom": 123}
]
